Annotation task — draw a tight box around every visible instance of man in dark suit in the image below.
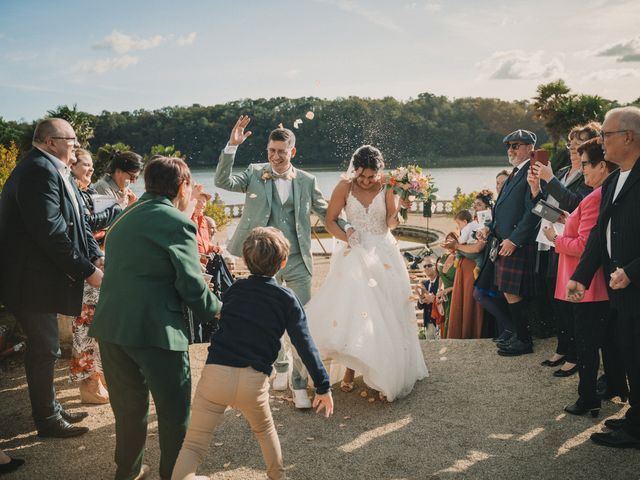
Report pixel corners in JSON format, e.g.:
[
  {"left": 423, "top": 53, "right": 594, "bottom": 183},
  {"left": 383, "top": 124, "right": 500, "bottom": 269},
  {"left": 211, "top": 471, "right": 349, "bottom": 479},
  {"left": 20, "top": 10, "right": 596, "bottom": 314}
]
[
  {"left": 0, "top": 118, "right": 104, "bottom": 438},
  {"left": 568, "top": 106, "right": 640, "bottom": 448},
  {"left": 492, "top": 130, "right": 541, "bottom": 356}
]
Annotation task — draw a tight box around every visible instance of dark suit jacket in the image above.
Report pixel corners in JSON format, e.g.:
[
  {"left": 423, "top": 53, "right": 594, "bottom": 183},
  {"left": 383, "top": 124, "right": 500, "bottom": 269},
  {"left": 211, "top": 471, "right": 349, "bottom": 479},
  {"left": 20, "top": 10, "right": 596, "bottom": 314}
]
[
  {"left": 572, "top": 157, "right": 640, "bottom": 316},
  {"left": 539, "top": 165, "right": 592, "bottom": 213},
  {"left": 492, "top": 161, "right": 540, "bottom": 247},
  {"left": 0, "top": 148, "right": 102, "bottom": 316}
]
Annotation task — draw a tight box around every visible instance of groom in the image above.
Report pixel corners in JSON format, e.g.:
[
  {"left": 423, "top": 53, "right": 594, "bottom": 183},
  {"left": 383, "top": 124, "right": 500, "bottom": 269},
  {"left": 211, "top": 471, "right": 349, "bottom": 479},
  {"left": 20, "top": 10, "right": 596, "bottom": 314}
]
[{"left": 215, "top": 115, "right": 347, "bottom": 408}]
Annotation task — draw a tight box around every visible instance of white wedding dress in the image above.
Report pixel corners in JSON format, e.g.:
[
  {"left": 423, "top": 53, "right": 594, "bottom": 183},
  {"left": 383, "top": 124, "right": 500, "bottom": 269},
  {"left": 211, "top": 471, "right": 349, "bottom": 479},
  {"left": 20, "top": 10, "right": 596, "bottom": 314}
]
[{"left": 305, "top": 188, "right": 428, "bottom": 401}]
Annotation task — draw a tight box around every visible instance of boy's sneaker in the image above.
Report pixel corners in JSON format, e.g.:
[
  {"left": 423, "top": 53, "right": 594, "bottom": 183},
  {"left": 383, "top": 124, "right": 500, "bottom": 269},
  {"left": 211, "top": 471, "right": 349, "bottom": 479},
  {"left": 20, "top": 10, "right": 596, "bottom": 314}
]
[
  {"left": 272, "top": 372, "right": 288, "bottom": 391},
  {"left": 293, "top": 389, "right": 312, "bottom": 409}
]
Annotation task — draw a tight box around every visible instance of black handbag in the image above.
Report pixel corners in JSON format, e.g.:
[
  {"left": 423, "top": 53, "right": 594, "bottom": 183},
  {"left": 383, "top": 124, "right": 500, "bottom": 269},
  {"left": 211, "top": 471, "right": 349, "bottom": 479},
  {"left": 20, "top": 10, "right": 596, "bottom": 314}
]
[{"left": 205, "top": 253, "right": 235, "bottom": 300}]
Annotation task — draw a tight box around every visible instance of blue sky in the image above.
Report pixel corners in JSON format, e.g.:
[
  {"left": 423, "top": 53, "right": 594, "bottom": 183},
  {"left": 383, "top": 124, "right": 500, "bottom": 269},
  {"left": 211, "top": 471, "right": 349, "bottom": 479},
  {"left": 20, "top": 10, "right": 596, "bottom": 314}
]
[{"left": 1, "top": 0, "right": 639, "bottom": 121}]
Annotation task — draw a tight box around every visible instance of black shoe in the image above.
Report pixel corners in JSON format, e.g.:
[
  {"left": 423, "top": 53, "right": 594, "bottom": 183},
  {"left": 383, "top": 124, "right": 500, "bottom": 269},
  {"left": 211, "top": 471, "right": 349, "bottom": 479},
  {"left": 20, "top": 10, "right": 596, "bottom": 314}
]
[
  {"left": 496, "top": 333, "right": 518, "bottom": 349},
  {"left": 597, "top": 390, "right": 629, "bottom": 402},
  {"left": 38, "top": 418, "right": 89, "bottom": 438},
  {"left": 493, "top": 330, "right": 513, "bottom": 343},
  {"left": 591, "top": 429, "right": 640, "bottom": 449},
  {"left": 0, "top": 457, "right": 25, "bottom": 474},
  {"left": 60, "top": 409, "right": 89, "bottom": 424},
  {"left": 564, "top": 401, "right": 600, "bottom": 417},
  {"left": 605, "top": 418, "right": 626, "bottom": 430},
  {"left": 497, "top": 339, "right": 533, "bottom": 356},
  {"left": 553, "top": 365, "right": 578, "bottom": 377},
  {"left": 541, "top": 356, "right": 565, "bottom": 367}
]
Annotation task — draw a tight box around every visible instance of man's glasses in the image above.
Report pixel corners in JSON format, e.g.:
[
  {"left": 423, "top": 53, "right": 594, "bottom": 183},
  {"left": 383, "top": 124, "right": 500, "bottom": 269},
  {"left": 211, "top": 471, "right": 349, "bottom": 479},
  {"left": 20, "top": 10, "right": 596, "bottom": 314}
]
[
  {"left": 51, "top": 136, "right": 78, "bottom": 143},
  {"left": 126, "top": 172, "right": 139, "bottom": 182},
  {"left": 507, "top": 143, "right": 524, "bottom": 150},
  {"left": 424, "top": 264, "right": 435, "bottom": 268},
  {"left": 267, "top": 148, "right": 292, "bottom": 157},
  {"left": 599, "top": 130, "right": 628, "bottom": 141}
]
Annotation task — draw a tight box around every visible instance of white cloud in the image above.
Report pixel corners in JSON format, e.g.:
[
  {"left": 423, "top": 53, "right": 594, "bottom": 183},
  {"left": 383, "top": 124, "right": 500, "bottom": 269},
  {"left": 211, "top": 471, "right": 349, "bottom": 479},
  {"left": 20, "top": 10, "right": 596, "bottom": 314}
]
[
  {"left": 595, "top": 35, "right": 640, "bottom": 62},
  {"left": 177, "top": 32, "right": 197, "bottom": 46},
  {"left": 94, "top": 30, "right": 165, "bottom": 54},
  {"left": 478, "top": 50, "right": 566, "bottom": 80},
  {"left": 583, "top": 68, "right": 640, "bottom": 82},
  {"left": 76, "top": 55, "right": 140, "bottom": 74},
  {"left": 318, "top": 0, "right": 401, "bottom": 32}
]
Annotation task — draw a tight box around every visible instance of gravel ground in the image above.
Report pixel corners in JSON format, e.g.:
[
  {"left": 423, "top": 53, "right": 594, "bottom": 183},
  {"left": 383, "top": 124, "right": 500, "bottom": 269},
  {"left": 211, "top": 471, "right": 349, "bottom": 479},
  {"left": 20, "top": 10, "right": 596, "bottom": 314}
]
[{"left": 1, "top": 338, "right": 638, "bottom": 480}]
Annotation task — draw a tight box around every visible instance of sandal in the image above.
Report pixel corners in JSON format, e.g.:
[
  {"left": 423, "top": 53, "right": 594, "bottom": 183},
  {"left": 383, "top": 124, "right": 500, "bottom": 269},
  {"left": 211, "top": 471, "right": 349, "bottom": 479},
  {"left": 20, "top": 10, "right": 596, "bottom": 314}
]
[{"left": 340, "top": 381, "right": 355, "bottom": 393}]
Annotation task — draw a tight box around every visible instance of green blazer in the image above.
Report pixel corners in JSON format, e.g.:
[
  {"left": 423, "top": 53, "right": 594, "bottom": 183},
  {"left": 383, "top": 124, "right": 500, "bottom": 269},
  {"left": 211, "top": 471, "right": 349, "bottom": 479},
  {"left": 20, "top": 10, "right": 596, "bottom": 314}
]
[
  {"left": 215, "top": 151, "right": 341, "bottom": 275},
  {"left": 90, "top": 192, "right": 221, "bottom": 351}
]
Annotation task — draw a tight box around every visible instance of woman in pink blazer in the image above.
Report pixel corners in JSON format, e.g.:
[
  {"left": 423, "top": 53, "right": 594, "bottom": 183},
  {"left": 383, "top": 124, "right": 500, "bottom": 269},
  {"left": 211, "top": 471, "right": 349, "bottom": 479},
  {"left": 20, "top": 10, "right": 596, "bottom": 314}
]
[{"left": 543, "top": 138, "right": 622, "bottom": 417}]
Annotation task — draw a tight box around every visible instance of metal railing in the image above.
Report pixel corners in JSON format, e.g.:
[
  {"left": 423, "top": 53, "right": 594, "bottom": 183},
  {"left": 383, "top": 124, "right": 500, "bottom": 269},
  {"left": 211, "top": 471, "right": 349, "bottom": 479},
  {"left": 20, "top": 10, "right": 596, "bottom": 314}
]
[{"left": 222, "top": 199, "right": 454, "bottom": 218}]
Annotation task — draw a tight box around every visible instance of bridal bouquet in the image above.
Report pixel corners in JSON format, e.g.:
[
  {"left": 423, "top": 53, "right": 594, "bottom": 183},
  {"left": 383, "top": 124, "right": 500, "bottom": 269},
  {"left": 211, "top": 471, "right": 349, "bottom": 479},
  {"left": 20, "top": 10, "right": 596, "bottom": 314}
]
[{"left": 386, "top": 165, "right": 437, "bottom": 221}]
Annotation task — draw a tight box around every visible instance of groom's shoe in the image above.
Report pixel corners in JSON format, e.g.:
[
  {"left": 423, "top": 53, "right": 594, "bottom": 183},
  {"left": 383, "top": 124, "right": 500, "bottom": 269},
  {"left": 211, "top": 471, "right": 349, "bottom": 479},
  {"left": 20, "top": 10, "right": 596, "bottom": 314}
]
[
  {"left": 272, "top": 372, "right": 288, "bottom": 391},
  {"left": 591, "top": 429, "right": 640, "bottom": 449},
  {"left": 293, "top": 389, "right": 312, "bottom": 409}
]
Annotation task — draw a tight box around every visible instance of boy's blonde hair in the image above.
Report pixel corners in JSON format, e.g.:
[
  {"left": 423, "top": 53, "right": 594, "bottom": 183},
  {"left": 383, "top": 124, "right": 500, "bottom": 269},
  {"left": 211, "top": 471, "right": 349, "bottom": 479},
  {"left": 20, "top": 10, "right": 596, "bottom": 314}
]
[{"left": 242, "top": 227, "right": 290, "bottom": 276}]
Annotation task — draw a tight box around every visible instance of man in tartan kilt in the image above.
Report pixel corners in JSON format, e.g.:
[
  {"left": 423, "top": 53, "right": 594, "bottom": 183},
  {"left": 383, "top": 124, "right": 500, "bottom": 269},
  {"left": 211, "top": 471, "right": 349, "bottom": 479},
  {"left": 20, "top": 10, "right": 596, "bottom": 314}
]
[{"left": 492, "top": 129, "right": 541, "bottom": 356}]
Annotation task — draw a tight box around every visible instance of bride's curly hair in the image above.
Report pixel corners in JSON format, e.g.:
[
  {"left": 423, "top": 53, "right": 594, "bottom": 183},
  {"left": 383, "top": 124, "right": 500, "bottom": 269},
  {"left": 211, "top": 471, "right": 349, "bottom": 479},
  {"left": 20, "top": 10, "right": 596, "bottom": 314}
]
[{"left": 352, "top": 145, "right": 385, "bottom": 172}]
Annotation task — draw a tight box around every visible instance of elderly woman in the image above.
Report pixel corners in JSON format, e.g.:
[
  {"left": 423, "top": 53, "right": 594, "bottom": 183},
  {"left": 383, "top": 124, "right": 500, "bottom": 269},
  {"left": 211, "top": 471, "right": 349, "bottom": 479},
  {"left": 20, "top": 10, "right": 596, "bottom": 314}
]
[
  {"left": 543, "top": 138, "right": 626, "bottom": 416},
  {"left": 529, "top": 123, "right": 598, "bottom": 377},
  {"left": 89, "top": 157, "right": 222, "bottom": 480},
  {"left": 93, "top": 151, "right": 142, "bottom": 205},
  {"left": 68, "top": 148, "right": 123, "bottom": 404}
]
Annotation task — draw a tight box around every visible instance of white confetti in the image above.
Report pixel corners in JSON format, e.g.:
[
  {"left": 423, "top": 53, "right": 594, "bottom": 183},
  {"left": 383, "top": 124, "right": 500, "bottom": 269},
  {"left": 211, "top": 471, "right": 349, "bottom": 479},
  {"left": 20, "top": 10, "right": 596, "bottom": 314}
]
[
  {"left": 368, "top": 278, "right": 378, "bottom": 288},
  {"left": 223, "top": 462, "right": 231, "bottom": 468},
  {"left": 306, "top": 437, "right": 315, "bottom": 441},
  {"left": 214, "top": 442, "right": 224, "bottom": 447},
  {"left": 440, "top": 356, "right": 448, "bottom": 361},
  {"left": 438, "top": 347, "right": 447, "bottom": 355},
  {"left": 293, "top": 119, "right": 303, "bottom": 129},
  {"left": 249, "top": 193, "right": 257, "bottom": 199}
]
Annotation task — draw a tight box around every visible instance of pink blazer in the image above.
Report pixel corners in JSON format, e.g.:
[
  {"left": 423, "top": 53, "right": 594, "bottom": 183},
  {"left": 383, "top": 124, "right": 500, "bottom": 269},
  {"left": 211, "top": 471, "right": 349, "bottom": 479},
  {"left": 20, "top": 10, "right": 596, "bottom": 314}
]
[{"left": 554, "top": 187, "right": 608, "bottom": 302}]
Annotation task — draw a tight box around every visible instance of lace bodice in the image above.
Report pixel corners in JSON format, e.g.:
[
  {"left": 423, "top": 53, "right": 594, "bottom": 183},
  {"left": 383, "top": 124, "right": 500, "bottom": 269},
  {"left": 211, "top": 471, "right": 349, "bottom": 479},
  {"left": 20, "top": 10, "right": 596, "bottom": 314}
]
[{"left": 344, "top": 188, "right": 388, "bottom": 235}]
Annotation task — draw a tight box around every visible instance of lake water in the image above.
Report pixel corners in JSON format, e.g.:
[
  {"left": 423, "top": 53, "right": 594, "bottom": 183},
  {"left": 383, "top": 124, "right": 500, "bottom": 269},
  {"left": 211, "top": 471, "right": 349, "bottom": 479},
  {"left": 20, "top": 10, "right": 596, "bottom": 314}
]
[{"left": 130, "top": 165, "right": 508, "bottom": 203}]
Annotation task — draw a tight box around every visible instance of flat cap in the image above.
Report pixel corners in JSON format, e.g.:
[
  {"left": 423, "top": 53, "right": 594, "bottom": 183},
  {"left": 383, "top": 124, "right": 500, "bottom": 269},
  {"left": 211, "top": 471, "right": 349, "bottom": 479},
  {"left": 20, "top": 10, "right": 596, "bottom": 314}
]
[{"left": 503, "top": 129, "right": 537, "bottom": 146}]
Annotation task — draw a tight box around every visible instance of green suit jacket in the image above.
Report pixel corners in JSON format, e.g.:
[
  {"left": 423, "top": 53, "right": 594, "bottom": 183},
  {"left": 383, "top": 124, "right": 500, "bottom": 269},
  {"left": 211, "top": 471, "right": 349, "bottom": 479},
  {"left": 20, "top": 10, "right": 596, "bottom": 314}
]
[
  {"left": 90, "top": 192, "right": 221, "bottom": 351},
  {"left": 215, "top": 151, "right": 342, "bottom": 275}
]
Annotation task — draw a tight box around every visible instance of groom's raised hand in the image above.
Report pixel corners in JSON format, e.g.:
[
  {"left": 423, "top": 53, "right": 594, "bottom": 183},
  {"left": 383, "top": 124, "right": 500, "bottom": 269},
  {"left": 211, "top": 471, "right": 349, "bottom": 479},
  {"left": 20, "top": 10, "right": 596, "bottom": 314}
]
[{"left": 228, "top": 115, "right": 252, "bottom": 146}]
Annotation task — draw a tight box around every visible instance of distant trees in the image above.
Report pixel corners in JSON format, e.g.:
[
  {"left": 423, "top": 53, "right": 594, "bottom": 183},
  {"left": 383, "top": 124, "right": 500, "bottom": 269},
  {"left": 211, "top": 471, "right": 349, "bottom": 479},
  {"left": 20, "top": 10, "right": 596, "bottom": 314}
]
[{"left": 1, "top": 83, "right": 634, "bottom": 176}]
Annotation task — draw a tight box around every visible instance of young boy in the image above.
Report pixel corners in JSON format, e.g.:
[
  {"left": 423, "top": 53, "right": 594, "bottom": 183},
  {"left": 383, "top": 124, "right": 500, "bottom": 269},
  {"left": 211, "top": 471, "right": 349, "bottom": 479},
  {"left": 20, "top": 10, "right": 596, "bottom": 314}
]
[
  {"left": 172, "top": 227, "right": 333, "bottom": 480},
  {"left": 454, "top": 209, "right": 483, "bottom": 274}
]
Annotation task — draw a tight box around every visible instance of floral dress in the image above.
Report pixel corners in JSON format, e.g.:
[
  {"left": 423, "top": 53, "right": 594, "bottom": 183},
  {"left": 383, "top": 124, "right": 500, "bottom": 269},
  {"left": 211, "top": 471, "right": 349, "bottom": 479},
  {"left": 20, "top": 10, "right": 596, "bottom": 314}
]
[{"left": 70, "top": 284, "right": 102, "bottom": 382}]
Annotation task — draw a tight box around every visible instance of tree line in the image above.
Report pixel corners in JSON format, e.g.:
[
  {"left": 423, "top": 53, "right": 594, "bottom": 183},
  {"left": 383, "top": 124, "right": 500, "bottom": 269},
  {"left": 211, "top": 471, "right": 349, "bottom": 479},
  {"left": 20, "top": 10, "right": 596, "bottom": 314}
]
[{"left": 1, "top": 81, "right": 637, "bottom": 176}]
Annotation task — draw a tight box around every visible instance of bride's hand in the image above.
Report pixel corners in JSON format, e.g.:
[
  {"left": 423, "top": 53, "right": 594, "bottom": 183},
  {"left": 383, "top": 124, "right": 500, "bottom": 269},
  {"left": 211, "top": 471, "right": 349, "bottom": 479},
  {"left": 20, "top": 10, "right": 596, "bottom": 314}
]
[{"left": 347, "top": 228, "right": 360, "bottom": 248}]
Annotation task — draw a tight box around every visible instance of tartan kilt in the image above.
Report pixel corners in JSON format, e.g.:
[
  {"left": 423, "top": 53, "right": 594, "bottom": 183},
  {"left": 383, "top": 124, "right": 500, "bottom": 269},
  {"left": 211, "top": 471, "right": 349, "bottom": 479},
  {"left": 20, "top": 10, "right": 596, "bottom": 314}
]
[{"left": 494, "top": 244, "right": 539, "bottom": 296}]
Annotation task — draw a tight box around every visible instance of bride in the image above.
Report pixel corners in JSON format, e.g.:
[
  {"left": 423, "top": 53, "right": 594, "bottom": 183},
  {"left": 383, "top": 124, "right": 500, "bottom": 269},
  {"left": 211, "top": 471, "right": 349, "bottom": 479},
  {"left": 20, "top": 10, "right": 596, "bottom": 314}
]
[{"left": 305, "top": 145, "right": 428, "bottom": 401}]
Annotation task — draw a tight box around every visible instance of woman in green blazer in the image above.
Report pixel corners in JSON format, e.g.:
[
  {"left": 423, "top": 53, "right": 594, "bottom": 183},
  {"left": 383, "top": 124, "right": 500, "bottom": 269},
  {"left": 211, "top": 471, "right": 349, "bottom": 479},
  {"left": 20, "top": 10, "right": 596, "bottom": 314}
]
[{"left": 90, "top": 157, "right": 221, "bottom": 480}]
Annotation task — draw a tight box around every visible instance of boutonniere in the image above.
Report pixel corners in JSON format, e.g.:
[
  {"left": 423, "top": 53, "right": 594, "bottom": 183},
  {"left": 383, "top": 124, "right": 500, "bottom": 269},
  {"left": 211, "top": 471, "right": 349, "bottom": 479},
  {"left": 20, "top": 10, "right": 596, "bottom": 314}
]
[{"left": 261, "top": 170, "right": 272, "bottom": 182}]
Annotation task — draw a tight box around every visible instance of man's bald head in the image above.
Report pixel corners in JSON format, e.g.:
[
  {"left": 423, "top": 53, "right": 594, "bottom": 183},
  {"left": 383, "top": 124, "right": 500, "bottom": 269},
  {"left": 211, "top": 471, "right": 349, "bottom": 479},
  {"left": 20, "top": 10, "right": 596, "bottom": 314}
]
[{"left": 32, "top": 118, "right": 73, "bottom": 145}]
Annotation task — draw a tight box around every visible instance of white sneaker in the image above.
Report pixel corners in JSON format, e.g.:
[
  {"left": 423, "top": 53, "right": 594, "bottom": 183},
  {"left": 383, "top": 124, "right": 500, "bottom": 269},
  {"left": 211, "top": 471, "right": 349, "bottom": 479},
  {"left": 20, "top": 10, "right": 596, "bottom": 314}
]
[
  {"left": 272, "top": 371, "right": 288, "bottom": 391},
  {"left": 293, "top": 389, "right": 312, "bottom": 409}
]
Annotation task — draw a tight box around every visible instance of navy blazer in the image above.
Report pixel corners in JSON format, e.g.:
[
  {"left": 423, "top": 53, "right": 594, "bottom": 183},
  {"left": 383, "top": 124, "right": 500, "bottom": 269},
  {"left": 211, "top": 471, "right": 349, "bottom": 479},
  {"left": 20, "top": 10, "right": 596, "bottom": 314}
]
[
  {"left": 492, "top": 161, "right": 540, "bottom": 247},
  {"left": 0, "top": 148, "right": 102, "bottom": 316},
  {"left": 572, "top": 157, "right": 640, "bottom": 316}
]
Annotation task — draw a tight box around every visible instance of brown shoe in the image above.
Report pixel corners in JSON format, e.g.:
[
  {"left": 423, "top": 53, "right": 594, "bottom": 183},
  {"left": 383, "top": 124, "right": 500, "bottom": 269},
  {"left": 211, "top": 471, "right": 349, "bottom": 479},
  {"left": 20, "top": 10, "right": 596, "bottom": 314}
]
[{"left": 80, "top": 376, "right": 109, "bottom": 404}]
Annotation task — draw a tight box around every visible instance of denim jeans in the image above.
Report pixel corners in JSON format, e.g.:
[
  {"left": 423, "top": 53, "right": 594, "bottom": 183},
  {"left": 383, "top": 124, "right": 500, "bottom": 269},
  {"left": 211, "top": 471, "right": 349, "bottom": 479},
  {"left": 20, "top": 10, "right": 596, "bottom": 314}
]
[{"left": 14, "top": 311, "right": 62, "bottom": 428}]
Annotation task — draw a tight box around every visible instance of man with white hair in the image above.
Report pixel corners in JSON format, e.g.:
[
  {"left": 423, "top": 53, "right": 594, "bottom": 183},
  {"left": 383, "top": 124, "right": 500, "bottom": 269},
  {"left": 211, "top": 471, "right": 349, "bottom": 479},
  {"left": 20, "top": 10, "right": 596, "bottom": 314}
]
[
  {"left": 568, "top": 106, "right": 640, "bottom": 448},
  {"left": 0, "top": 118, "right": 104, "bottom": 438}
]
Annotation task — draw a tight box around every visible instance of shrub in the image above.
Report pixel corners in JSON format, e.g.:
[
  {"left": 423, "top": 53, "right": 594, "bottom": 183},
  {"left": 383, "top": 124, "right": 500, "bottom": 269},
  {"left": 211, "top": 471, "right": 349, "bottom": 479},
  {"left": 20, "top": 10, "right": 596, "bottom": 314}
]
[
  {"left": 0, "top": 142, "right": 19, "bottom": 191},
  {"left": 203, "top": 193, "right": 231, "bottom": 230},
  {"left": 451, "top": 187, "right": 478, "bottom": 215}
]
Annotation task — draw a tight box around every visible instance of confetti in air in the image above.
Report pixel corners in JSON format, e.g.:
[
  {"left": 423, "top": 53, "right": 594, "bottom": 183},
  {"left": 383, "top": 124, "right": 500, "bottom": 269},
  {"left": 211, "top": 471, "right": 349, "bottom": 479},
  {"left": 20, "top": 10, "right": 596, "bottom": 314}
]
[{"left": 293, "top": 118, "right": 303, "bottom": 129}]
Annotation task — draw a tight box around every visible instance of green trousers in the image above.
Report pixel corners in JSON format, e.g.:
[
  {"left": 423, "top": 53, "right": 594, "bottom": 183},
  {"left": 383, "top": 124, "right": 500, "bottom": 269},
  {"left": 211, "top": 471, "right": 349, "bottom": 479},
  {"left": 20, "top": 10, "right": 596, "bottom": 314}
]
[{"left": 99, "top": 341, "right": 191, "bottom": 480}]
